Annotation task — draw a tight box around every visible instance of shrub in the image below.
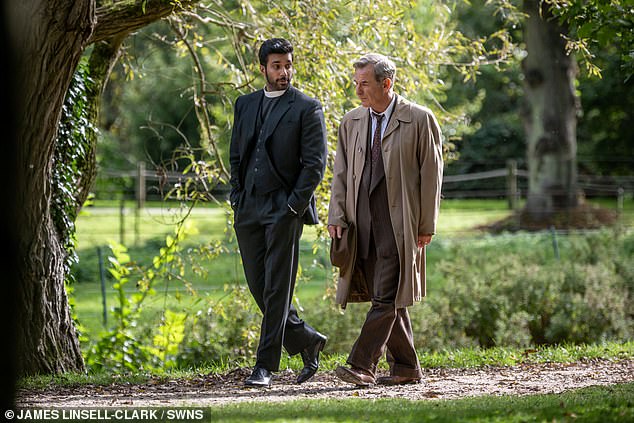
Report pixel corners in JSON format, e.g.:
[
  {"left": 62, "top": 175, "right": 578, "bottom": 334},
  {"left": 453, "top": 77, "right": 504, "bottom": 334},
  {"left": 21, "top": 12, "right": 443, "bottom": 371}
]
[
  {"left": 176, "top": 286, "right": 261, "bottom": 366},
  {"left": 407, "top": 229, "right": 634, "bottom": 351},
  {"left": 82, "top": 228, "right": 634, "bottom": 369}
]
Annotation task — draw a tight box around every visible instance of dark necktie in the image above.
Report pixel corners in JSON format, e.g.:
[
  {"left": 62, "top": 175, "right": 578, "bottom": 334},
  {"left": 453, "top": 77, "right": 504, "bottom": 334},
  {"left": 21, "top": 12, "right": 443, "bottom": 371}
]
[{"left": 371, "top": 112, "right": 384, "bottom": 167}]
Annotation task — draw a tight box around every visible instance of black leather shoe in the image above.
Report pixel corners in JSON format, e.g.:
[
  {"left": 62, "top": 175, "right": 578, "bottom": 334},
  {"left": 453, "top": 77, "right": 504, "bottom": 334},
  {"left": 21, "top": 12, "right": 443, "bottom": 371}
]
[
  {"left": 296, "top": 332, "right": 327, "bottom": 384},
  {"left": 245, "top": 366, "right": 272, "bottom": 388}
]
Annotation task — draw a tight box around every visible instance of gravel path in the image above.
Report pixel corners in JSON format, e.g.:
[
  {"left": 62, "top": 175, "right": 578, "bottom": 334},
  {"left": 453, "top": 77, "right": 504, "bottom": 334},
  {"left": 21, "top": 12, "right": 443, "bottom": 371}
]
[{"left": 16, "top": 359, "right": 634, "bottom": 408}]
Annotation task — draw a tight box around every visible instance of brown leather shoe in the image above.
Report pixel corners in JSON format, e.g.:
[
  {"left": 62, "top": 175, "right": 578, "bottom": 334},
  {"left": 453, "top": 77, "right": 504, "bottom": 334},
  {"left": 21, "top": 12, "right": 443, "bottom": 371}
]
[
  {"left": 335, "top": 365, "right": 375, "bottom": 387},
  {"left": 376, "top": 375, "right": 421, "bottom": 385}
]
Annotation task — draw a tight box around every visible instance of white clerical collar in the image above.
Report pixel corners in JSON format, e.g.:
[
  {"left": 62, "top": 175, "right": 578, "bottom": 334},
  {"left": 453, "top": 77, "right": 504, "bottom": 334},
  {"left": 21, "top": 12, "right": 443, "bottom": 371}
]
[{"left": 264, "top": 87, "right": 287, "bottom": 98}]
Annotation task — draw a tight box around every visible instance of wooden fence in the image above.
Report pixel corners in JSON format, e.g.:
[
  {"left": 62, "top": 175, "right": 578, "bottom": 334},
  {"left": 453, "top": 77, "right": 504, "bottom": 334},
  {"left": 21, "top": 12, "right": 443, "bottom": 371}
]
[{"left": 99, "top": 160, "right": 633, "bottom": 212}]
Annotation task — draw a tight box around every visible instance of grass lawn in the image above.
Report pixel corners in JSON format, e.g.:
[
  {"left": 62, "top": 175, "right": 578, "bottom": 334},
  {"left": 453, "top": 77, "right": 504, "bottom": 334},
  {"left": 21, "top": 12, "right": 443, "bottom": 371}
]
[
  {"left": 71, "top": 198, "right": 503, "bottom": 337},
  {"left": 70, "top": 198, "right": 633, "bottom": 341},
  {"left": 205, "top": 384, "right": 634, "bottom": 423},
  {"left": 71, "top": 202, "right": 333, "bottom": 337}
]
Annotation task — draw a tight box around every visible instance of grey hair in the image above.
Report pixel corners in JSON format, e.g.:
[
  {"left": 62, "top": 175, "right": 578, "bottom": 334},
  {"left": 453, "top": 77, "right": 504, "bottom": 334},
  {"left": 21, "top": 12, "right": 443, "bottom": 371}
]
[{"left": 353, "top": 53, "right": 396, "bottom": 83}]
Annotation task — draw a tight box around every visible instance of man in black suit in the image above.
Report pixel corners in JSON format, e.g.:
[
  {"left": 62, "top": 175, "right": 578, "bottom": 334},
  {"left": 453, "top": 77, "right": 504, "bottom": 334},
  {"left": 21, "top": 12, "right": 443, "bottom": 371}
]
[{"left": 229, "top": 38, "right": 328, "bottom": 387}]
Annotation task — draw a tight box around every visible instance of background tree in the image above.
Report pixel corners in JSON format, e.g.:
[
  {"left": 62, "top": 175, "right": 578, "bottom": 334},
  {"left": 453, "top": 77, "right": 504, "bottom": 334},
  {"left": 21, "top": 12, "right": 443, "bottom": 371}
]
[
  {"left": 546, "top": 0, "right": 634, "bottom": 80},
  {"left": 6, "top": 0, "right": 197, "bottom": 376},
  {"left": 521, "top": 0, "right": 580, "bottom": 218},
  {"left": 442, "top": 0, "right": 526, "bottom": 193},
  {"left": 443, "top": 0, "right": 632, "bottom": 219},
  {"left": 547, "top": 0, "right": 634, "bottom": 177},
  {"left": 520, "top": 0, "right": 633, "bottom": 223}
]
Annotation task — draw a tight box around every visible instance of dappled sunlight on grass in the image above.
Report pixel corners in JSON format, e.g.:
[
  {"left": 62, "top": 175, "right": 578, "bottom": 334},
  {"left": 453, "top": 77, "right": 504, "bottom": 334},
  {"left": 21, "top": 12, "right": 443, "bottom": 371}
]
[{"left": 70, "top": 199, "right": 633, "bottom": 359}]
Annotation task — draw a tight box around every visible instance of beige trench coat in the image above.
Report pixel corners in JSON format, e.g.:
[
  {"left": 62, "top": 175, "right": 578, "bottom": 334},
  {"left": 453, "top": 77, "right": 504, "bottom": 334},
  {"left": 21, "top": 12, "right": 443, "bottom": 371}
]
[{"left": 328, "top": 95, "right": 443, "bottom": 309}]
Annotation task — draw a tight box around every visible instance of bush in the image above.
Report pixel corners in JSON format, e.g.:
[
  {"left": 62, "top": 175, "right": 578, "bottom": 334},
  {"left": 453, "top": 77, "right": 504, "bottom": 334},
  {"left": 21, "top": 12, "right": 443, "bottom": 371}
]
[
  {"left": 176, "top": 286, "right": 261, "bottom": 366},
  {"left": 83, "top": 229, "right": 633, "bottom": 370},
  {"left": 301, "top": 229, "right": 633, "bottom": 357},
  {"left": 408, "top": 229, "right": 634, "bottom": 350}
]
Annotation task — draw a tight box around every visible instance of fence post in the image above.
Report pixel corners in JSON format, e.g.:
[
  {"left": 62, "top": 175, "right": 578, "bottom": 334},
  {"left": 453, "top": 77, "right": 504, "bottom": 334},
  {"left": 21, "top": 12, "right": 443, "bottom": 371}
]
[
  {"left": 135, "top": 162, "right": 145, "bottom": 246},
  {"left": 550, "top": 225, "right": 560, "bottom": 260},
  {"left": 506, "top": 159, "right": 518, "bottom": 210},
  {"left": 97, "top": 246, "right": 108, "bottom": 327},
  {"left": 134, "top": 206, "right": 140, "bottom": 247},
  {"left": 119, "top": 198, "right": 125, "bottom": 245},
  {"left": 617, "top": 187, "right": 624, "bottom": 214},
  {"left": 136, "top": 161, "right": 146, "bottom": 209}
]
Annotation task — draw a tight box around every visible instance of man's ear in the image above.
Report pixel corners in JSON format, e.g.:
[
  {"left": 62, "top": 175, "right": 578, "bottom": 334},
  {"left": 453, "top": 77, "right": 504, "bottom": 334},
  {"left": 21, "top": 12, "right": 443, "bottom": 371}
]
[
  {"left": 384, "top": 78, "right": 393, "bottom": 91},
  {"left": 260, "top": 64, "right": 266, "bottom": 75}
]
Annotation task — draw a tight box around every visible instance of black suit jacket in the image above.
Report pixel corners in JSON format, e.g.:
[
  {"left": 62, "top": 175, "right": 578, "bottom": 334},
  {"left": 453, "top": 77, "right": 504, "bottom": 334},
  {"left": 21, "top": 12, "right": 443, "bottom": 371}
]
[{"left": 229, "top": 86, "right": 327, "bottom": 225}]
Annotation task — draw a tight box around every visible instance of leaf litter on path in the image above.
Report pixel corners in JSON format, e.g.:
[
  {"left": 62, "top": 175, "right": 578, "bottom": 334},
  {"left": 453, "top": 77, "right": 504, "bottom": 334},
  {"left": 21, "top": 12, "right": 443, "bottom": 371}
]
[{"left": 16, "top": 359, "right": 634, "bottom": 408}]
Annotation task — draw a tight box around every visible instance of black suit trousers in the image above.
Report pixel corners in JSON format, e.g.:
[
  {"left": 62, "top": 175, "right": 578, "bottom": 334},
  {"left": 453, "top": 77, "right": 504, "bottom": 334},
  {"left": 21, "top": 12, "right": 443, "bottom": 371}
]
[{"left": 234, "top": 187, "right": 318, "bottom": 371}]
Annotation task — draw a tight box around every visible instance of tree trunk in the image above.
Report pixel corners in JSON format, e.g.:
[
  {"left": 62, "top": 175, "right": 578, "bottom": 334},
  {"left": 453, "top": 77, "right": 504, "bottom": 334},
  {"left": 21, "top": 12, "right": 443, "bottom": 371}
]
[
  {"left": 72, "top": 36, "right": 127, "bottom": 213},
  {"left": 8, "top": 0, "right": 96, "bottom": 375},
  {"left": 522, "top": 0, "right": 579, "bottom": 218},
  {"left": 6, "top": 0, "right": 197, "bottom": 376}
]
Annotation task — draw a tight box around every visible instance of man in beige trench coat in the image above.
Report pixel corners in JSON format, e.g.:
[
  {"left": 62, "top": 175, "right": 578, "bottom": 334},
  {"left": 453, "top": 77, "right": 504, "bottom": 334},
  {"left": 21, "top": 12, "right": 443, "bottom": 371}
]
[{"left": 327, "top": 53, "right": 443, "bottom": 386}]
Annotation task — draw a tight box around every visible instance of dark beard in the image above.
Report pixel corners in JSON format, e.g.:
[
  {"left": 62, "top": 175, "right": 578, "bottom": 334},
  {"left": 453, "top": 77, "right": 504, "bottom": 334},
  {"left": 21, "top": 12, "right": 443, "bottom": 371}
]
[{"left": 265, "top": 70, "right": 291, "bottom": 91}]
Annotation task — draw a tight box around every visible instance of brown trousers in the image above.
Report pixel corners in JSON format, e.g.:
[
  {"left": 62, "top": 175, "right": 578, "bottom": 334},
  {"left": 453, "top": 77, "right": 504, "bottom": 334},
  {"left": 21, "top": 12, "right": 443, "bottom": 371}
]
[
  {"left": 348, "top": 119, "right": 421, "bottom": 379},
  {"left": 347, "top": 236, "right": 422, "bottom": 379}
]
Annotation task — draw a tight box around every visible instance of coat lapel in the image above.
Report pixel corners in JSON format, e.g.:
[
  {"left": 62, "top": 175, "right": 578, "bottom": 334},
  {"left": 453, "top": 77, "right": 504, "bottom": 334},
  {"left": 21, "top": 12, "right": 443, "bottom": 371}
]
[
  {"left": 260, "top": 87, "right": 295, "bottom": 143},
  {"left": 352, "top": 108, "right": 370, "bottom": 191},
  {"left": 383, "top": 95, "right": 410, "bottom": 142},
  {"left": 240, "top": 90, "right": 263, "bottom": 157}
]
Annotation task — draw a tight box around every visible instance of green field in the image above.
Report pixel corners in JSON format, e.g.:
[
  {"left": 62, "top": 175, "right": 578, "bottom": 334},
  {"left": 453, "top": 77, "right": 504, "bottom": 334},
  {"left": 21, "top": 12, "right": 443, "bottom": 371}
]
[
  {"left": 71, "top": 199, "right": 509, "bottom": 336},
  {"left": 72, "top": 202, "right": 331, "bottom": 337},
  {"left": 205, "top": 384, "right": 634, "bottom": 423},
  {"left": 70, "top": 198, "right": 633, "bottom": 343}
]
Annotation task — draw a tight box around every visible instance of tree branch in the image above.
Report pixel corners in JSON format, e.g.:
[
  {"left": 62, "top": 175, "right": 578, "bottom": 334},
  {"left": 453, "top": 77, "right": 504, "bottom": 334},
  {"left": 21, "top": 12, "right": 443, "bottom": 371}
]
[{"left": 89, "top": 0, "right": 198, "bottom": 44}]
